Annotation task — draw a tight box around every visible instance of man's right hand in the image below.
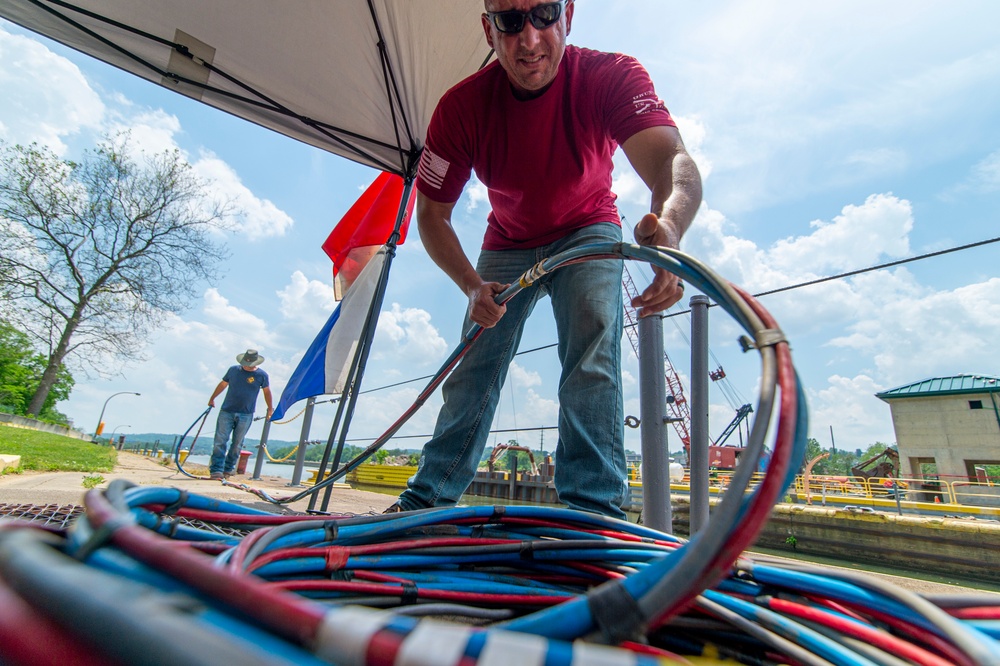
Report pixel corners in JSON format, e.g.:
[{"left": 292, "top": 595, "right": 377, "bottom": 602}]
[{"left": 467, "top": 281, "right": 509, "bottom": 328}]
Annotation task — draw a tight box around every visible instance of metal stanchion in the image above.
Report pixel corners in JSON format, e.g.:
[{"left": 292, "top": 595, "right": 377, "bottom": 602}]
[
  {"left": 251, "top": 418, "right": 270, "bottom": 480},
  {"left": 689, "top": 294, "right": 710, "bottom": 534},
  {"left": 639, "top": 314, "right": 671, "bottom": 533},
  {"left": 289, "top": 397, "right": 315, "bottom": 487}
]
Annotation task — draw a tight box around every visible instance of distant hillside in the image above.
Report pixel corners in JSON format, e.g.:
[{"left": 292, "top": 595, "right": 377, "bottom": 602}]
[{"left": 120, "top": 432, "right": 304, "bottom": 456}]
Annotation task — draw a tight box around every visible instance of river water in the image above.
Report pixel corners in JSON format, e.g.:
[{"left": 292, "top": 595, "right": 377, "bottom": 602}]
[{"left": 182, "top": 454, "right": 318, "bottom": 481}]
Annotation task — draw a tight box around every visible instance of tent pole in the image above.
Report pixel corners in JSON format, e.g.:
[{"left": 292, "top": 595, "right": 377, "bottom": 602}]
[{"left": 312, "top": 176, "right": 415, "bottom": 512}]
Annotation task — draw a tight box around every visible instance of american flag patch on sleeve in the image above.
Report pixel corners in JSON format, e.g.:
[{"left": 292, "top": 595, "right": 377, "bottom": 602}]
[{"left": 417, "top": 148, "right": 450, "bottom": 190}]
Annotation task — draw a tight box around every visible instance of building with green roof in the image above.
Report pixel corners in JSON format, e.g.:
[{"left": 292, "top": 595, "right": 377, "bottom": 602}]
[{"left": 876, "top": 374, "right": 1000, "bottom": 484}]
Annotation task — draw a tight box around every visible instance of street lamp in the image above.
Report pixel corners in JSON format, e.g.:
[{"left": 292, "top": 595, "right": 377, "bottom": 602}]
[
  {"left": 110, "top": 424, "right": 131, "bottom": 439},
  {"left": 94, "top": 392, "right": 140, "bottom": 441},
  {"left": 110, "top": 424, "right": 131, "bottom": 449}
]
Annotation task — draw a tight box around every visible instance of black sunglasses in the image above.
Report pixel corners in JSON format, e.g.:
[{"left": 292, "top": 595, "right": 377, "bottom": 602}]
[{"left": 486, "top": 2, "right": 565, "bottom": 34}]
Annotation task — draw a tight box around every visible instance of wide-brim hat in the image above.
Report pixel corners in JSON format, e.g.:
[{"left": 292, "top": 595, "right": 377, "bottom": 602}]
[{"left": 236, "top": 349, "right": 265, "bottom": 367}]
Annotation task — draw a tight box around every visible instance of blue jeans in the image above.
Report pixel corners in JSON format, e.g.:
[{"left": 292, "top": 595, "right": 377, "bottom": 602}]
[
  {"left": 210, "top": 410, "right": 253, "bottom": 475},
  {"left": 399, "top": 222, "right": 627, "bottom": 518}
]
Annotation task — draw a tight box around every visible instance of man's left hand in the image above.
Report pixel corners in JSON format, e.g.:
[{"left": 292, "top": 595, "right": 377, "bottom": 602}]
[{"left": 631, "top": 212, "right": 685, "bottom": 316}]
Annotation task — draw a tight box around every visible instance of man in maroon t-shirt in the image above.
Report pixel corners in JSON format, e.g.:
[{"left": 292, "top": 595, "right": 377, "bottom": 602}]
[{"left": 390, "top": 0, "right": 702, "bottom": 519}]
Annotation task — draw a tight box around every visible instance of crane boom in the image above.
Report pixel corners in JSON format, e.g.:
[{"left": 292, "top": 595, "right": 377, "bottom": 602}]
[{"left": 622, "top": 266, "right": 691, "bottom": 447}]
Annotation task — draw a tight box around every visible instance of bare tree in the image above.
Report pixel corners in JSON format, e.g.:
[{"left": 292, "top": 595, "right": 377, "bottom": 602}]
[{"left": 0, "top": 134, "right": 233, "bottom": 416}]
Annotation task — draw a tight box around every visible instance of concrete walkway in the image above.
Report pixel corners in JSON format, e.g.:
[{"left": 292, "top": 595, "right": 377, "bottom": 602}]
[{"left": 0, "top": 451, "right": 396, "bottom": 515}]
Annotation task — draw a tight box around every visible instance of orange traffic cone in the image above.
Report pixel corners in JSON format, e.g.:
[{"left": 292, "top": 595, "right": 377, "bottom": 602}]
[{"left": 934, "top": 496, "right": 941, "bottom": 503}]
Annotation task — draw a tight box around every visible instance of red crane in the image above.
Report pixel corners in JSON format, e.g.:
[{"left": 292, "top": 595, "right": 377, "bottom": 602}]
[
  {"left": 621, "top": 263, "right": 753, "bottom": 467},
  {"left": 622, "top": 265, "right": 691, "bottom": 447}
]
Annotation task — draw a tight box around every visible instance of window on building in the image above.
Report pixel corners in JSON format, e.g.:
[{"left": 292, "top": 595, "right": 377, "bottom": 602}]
[{"left": 969, "top": 400, "right": 984, "bottom": 409}]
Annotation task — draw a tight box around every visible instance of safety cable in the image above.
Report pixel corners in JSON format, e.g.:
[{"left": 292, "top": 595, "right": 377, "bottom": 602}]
[{"left": 171, "top": 406, "right": 214, "bottom": 480}]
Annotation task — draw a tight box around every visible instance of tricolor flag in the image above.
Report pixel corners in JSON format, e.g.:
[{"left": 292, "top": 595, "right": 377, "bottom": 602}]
[
  {"left": 271, "top": 248, "right": 386, "bottom": 421},
  {"left": 323, "top": 171, "right": 414, "bottom": 299}
]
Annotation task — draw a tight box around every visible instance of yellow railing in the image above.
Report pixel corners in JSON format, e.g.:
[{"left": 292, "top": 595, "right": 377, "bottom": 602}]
[
  {"left": 345, "top": 464, "right": 417, "bottom": 488},
  {"left": 643, "top": 472, "right": 969, "bottom": 507},
  {"left": 341, "top": 462, "right": 1000, "bottom": 509},
  {"left": 790, "top": 474, "right": 999, "bottom": 506}
]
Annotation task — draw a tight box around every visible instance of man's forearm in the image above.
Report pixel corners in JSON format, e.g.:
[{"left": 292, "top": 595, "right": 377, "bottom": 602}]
[
  {"left": 417, "top": 196, "right": 482, "bottom": 296},
  {"left": 652, "top": 151, "right": 702, "bottom": 245}
]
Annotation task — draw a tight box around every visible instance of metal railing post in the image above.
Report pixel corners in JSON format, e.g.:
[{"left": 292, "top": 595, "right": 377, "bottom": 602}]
[
  {"left": 639, "top": 314, "right": 671, "bottom": 533},
  {"left": 689, "top": 295, "right": 711, "bottom": 534},
  {"left": 251, "top": 417, "right": 270, "bottom": 480},
  {"left": 289, "top": 397, "right": 315, "bottom": 487}
]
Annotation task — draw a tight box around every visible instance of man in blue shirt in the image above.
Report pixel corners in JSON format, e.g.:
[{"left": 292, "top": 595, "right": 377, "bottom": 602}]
[{"left": 207, "top": 349, "right": 274, "bottom": 480}]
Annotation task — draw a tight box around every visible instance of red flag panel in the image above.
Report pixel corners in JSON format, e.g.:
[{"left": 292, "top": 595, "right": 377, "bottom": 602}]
[{"left": 322, "top": 172, "right": 414, "bottom": 277}]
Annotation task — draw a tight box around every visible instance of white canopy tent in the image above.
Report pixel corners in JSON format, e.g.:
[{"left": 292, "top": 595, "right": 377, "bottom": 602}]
[
  {"left": 0, "top": 0, "right": 492, "bottom": 177},
  {"left": 1, "top": 0, "right": 494, "bottom": 508}
]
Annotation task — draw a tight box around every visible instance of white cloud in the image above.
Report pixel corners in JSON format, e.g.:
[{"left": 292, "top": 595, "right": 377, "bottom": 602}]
[
  {"left": 0, "top": 27, "right": 104, "bottom": 153},
  {"left": 830, "top": 278, "right": 1000, "bottom": 384},
  {"left": 508, "top": 361, "right": 542, "bottom": 389},
  {"left": 770, "top": 194, "right": 912, "bottom": 274},
  {"left": 968, "top": 149, "right": 1000, "bottom": 193},
  {"left": 105, "top": 109, "right": 181, "bottom": 156},
  {"left": 276, "top": 271, "right": 337, "bottom": 332},
  {"left": 652, "top": 4, "right": 1000, "bottom": 212},
  {"left": 193, "top": 150, "right": 294, "bottom": 240},
  {"left": 842, "top": 148, "right": 908, "bottom": 175},
  {"left": 611, "top": 114, "right": 711, "bottom": 212},
  {"left": 611, "top": 165, "right": 647, "bottom": 209},
  {"left": 374, "top": 303, "right": 448, "bottom": 365},
  {"left": 679, "top": 188, "right": 999, "bottom": 453},
  {"left": 465, "top": 177, "right": 489, "bottom": 212},
  {"left": 0, "top": 28, "right": 293, "bottom": 243},
  {"left": 201, "top": 288, "right": 273, "bottom": 348},
  {"left": 518, "top": 389, "right": 559, "bottom": 430},
  {"left": 684, "top": 194, "right": 919, "bottom": 334},
  {"left": 808, "top": 374, "right": 895, "bottom": 450},
  {"left": 941, "top": 148, "right": 1000, "bottom": 200}
]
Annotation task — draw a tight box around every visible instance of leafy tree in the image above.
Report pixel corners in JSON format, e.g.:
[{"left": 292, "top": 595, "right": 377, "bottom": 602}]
[
  {"left": 0, "top": 134, "right": 233, "bottom": 416},
  {"left": 0, "top": 320, "right": 73, "bottom": 422},
  {"left": 858, "top": 442, "right": 892, "bottom": 460},
  {"left": 798, "top": 439, "right": 897, "bottom": 477}
]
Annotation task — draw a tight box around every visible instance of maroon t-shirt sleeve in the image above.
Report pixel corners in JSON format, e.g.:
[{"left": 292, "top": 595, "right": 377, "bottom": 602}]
[
  {"left": 600, "top": 54, "right": 676, "bottom": 145},
  {"left": 416, "top": 89, "right": 473, "bottom": 204}
]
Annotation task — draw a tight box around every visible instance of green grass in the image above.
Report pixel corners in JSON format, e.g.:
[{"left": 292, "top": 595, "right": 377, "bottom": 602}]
[
  {"left": 0, "top": 426, "right": 117, "bottom": 473},
  {"left": 82, "top": 474, "right": 105, "bottom": 489}
]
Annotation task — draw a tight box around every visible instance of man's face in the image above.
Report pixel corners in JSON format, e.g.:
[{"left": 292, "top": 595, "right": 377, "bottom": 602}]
[{"left": 482, "top": 0, "right": 573, "bottom": 99}]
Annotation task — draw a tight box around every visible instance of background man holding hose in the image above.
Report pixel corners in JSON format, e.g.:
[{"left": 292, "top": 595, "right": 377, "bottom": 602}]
[
  {"left": 389, "top": 0, "right": 702, "bottom": 518},
  {"left": 207, "top": 349, "right": 273, "bottom": 480}
]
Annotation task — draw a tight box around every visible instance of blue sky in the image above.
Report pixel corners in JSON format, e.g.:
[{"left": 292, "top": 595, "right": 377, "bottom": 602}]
[{"left": 2, "top": 1, "right": 999, "bottom": 457}]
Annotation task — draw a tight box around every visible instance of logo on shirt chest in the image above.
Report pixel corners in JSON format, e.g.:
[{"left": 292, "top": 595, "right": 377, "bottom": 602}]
[{"left": 246, "top": 377, "right": 256, "bottom": 384}]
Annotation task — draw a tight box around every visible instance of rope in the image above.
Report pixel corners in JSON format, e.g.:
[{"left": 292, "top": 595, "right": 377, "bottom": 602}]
[
  {"left": 268, "top": 404, "right": 310, "bottom": 425},
  {"left": 261, "top": 443, "right": 299, "bottom": 463}
]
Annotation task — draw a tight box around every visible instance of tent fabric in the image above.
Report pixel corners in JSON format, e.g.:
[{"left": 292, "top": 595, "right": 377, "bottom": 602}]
[{"left": 0, "top": 0, "right": 492, "bottom": 176}]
